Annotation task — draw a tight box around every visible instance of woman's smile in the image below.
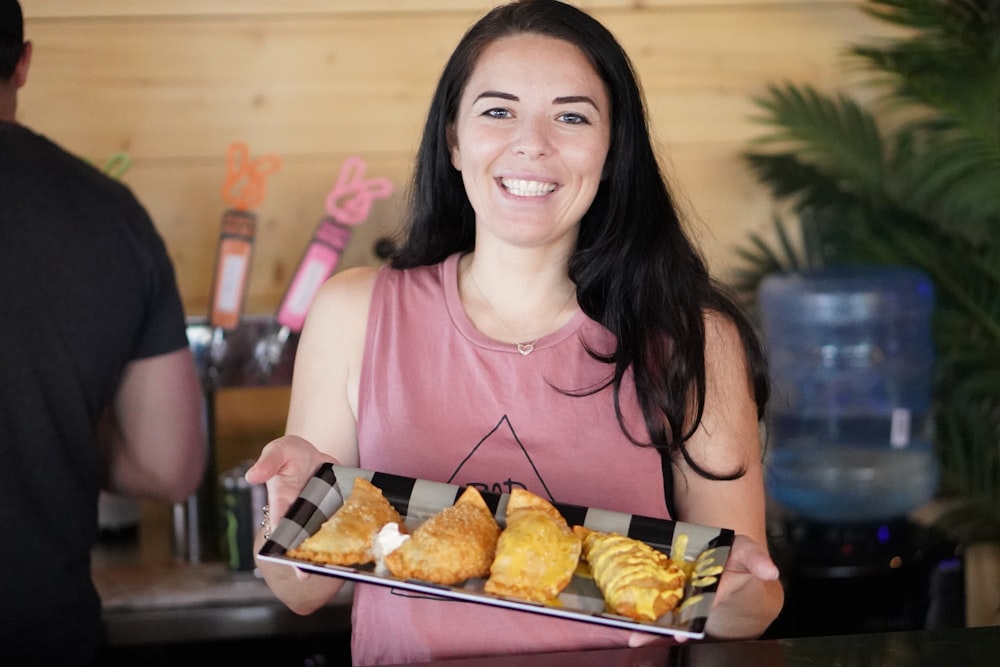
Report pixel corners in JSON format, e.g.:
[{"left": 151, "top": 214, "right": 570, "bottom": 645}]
[{"left": 499, "top": 177, "right": 558, "bottom": 197}]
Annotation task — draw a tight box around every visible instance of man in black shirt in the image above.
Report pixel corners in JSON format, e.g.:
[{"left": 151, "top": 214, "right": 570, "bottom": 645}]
[{"left": 1, "top": 2, "right": 207, "bottom": 663}]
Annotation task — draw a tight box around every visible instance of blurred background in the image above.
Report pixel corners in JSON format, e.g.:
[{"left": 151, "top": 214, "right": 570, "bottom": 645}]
[
  {"left": 19, "top": 1, "right": 997, "bottom": 663},
  {"left": 20, "top": 0, "right": 888, "bottom": 467}
]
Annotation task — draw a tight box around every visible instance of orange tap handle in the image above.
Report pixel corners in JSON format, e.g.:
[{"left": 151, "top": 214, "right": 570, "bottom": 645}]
[{"left": 220, "top": 142, "right": 282, "bottom": 211}]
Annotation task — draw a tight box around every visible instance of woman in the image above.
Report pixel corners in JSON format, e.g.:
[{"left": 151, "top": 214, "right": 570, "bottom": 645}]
[{"left": 248, "top": 1, "right": 783, "bottom": 663}]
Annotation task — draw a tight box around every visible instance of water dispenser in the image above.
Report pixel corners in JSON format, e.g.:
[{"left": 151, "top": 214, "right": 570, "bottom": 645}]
[{"left": 758, "top": 266, "right": 939, "bottom": 523}]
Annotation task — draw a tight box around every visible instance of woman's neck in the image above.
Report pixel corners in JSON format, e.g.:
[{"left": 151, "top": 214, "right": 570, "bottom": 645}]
[{"left": 458, "top": 251, "right": 578, "bottom": 346}]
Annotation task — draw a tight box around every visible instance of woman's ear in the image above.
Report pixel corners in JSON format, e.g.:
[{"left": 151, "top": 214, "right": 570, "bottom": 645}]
[{"left": 446, "top": 124, "right": 461, "bottom": 171}]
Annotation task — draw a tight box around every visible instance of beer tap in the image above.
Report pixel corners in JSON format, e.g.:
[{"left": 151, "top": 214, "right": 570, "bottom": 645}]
[
  {"left": 253, "top": 156, "right": 392, "bottom": 379},
  {"left": 206, "top": 142, "right": 282, "bottom": 385}
]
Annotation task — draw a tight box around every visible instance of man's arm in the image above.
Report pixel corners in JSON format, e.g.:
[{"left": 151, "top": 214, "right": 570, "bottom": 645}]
[{"left": 98, "top": 346, "right": 207, "bottom": 503}]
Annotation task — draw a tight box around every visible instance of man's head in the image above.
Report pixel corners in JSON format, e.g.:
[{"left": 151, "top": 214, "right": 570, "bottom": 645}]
[
  {"left": 1, "top": 0, "right": 25, "bottom": 80},
  {"left": 1, "top": 0, "right": 29, "bottom": 120}
]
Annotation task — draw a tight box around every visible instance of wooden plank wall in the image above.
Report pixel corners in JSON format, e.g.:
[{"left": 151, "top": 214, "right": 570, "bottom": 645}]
[{"left": 17, "top": 1, "right": 890, "bottom": 463}]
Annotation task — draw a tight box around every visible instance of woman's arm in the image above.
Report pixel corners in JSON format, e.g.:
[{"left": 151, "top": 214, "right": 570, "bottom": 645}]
[
  {"left": 246, "top": 266, "right": 378, "bottom": 614},
  {"left": 673, "top": 311, "right": 784, "bottom": 640}
]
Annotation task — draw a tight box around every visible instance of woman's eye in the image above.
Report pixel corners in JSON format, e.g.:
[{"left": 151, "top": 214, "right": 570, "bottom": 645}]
[
  {"left": 484, "top": 108, "right": 511, "bottom": 119},
  {"left": 558, "top": 112, "right": 589, "bottom": 125}
]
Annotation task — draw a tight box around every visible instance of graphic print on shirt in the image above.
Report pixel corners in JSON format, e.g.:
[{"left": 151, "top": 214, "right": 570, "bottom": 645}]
[{"left": 446, "top": 414, "right": 555, "bottom": 503}]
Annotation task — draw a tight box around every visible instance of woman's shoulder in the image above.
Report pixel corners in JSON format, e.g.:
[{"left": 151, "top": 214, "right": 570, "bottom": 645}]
[
  {"left": 315, "top": 261, "right": 445, "bottom": 310},
  {"left": 308, "top": 265, "right": 382, "bottom": 324},
  {"left": 328, "top": 264, "right": 381, "bottom": 289},
  {"left": 313, "top": 256, "right": 457, "bottom": 316},
  {"left": 700, "top": 307, "right": 751, "bottom": 367}
]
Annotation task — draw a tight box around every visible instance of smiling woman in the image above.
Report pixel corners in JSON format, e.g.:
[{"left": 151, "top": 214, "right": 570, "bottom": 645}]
[{"left": 244, "top": 1, "right": 782, "bottom": 664}]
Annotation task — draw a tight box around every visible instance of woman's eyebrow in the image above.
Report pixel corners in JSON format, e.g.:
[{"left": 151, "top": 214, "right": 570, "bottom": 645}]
[
  {"left": 554, "top": 95, "right": 599, "bottom": 109},
  {"left": 473, "top": 90, "right": 518, "bottom": 103},
  {"left": 472, "top": 91, "right": 599, "bottom": 110}
]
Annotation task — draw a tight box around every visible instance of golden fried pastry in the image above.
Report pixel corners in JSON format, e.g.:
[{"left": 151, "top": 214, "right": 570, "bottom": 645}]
[
  {"left": 384, "top": 486, "right": 500, "bottom": 585},
  {"left": 574, "top": 525, "right": 686, "bottom": 622},
  {"left": 484, "top": 488, "right": 581, "bottom": 603},
  {"left": 286, "top": 477, "right": 405, "bottom": 566}
]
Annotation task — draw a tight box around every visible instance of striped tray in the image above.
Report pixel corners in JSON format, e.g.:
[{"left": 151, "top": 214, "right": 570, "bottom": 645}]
[{"left": 258, "top": 463, "right": 734, "bottom": 639}]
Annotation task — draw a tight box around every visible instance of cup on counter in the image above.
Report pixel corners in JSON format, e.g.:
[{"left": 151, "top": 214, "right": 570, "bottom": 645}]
[{"left": 220, "top": 460, "right": 268, "bottom": 572}]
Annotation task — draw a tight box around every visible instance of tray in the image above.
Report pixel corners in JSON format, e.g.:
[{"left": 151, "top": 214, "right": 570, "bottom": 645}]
[{"left": 258, "top": 463, "right": 734, "bottom": 639}]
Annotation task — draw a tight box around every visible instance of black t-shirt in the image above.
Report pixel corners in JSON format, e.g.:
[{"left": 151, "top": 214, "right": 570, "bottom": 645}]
[{"left": 0, "top": 121, "right": 189, "bottom": 664}]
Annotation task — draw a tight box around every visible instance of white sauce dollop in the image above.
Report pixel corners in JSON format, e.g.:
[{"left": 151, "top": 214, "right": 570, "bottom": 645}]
[{"left": 372, "top": 522, "right": 410, "bottom": 576}]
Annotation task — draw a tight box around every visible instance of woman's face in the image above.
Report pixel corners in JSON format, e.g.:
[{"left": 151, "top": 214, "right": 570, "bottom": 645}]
[{"left": 449, "top": 33, "right": 611, "bottom": 251}]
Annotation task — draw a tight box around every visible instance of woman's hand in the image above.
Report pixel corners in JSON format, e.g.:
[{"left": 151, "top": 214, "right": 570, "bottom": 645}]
[
  {"left": 246, "top": 434, "right": 338, "bottom": 519},
  {"left": 245, "top": 434, "right": 339, "bottom": 583},
  {"left": 703, "top": 533, "right": 783, "bottom": 639},
  {"left": 711, "top": 533, "right": 780, "bottom": 609},
  {"left": 627, "top": 631, "right": 682, "bottom": 648},
  {"left": 627, "top": 533, "right": 780, "bottom": 647}
]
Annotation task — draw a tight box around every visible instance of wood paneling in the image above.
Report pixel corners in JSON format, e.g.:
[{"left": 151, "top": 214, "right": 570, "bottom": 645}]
[
  {"left": 15, "top": 1, "right": 888, "bottom": 446},
  {"left": 25, "top": 1, "right": 855, "bottom": 19},
  {"left": 19, "top": 2, "right": 885, "bottom": 315}
]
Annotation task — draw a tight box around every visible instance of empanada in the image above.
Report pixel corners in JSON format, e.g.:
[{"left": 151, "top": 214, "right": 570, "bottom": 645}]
[
  {"left": 484, "top": 488, "right": 581, "bottom": 603},
  {"left": 286, "top": 477, "right": 405, "bottom": 566},
  {"left": 384, "top": 486, "right": 500, "bottom": 584},
  {"left": 574, "top": 525, "right": 686, "bottom": 622}
]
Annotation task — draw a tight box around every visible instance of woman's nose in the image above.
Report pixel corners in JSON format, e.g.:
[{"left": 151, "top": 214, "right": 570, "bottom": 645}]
[{"left": 512, "top": 116, "right": 551, "bottom": 158}]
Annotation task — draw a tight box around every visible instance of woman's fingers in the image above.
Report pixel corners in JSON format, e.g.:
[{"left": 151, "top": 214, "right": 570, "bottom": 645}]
[
  {"left": 727, "top": 534, "right": 780, "bottom": 580},
  {"left": 244, "top": 435, "right": 332, "bottom": 519}
]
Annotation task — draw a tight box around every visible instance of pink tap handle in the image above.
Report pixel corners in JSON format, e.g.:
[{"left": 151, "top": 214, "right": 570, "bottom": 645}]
[
  {"left": 324, "top": 156, "right": 393, "bottom": 225},
  {"left": 275, "top": 158, "right": 393, "bottom": 333}
]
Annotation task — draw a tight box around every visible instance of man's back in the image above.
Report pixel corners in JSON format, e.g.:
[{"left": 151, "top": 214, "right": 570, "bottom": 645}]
[{"left": 0, "top": 121, "right": 195, "bottom": 663}]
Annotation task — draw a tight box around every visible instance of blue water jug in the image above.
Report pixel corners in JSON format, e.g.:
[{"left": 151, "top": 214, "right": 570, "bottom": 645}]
[{"left": 758, "top": 266, "right": 938, "bottom": 523}]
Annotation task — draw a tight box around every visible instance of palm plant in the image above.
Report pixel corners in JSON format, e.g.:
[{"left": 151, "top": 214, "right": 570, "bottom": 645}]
[{"left": 732, "top": 0, "right": 1000, "bottom": 545}]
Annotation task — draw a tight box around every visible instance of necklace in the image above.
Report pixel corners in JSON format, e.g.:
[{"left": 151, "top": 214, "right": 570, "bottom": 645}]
[{"left": 467, "top": 267, "right": 575, "bottom": 356}]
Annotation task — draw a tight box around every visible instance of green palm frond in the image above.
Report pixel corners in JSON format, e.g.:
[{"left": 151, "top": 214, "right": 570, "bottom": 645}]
[
  {"left": 934, "top": 396, "right": 1000, "bottom": 544},
  {"left": 749, "top": 84, "right": 887, "bottom": 199},
  {"left": 888, "top": 134, "right": 1000, "bottom": 241},
  {"left": 854, "top": 0, "right": 1000, "bottom": 140},
  {"left": 742, "top": 152, "right": 864, "bottom": 216},
  {"left": 730, "top": 214, "right": 808, "bottom": 303}
]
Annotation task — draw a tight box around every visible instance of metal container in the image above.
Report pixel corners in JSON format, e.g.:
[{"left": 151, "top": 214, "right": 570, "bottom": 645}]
[{"left": 220, "top": 460, "right": 268, "bottom": 571}]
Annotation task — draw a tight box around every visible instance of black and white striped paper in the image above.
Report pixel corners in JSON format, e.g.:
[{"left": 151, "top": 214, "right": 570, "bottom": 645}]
[{"left": 258, "top": 463, "right": 734, "bottom": 639}]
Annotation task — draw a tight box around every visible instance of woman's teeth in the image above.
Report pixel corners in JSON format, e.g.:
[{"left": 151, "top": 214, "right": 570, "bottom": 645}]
[{"left": 501, "top": 178, "right": 557, "bottom": 197}]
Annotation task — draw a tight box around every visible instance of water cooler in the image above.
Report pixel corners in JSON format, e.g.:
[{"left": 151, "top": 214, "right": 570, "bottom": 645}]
[{"left": 757, "top": 267, "right": 963, "bottom": 637}]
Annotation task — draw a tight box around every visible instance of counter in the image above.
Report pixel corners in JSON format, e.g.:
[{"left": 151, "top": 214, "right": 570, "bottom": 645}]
[
  {"left": 376, "top": 627, "right": 998, "bottom": 667},
  {"left": 92, "top": 500, "right": 353, "bottom": 662}
]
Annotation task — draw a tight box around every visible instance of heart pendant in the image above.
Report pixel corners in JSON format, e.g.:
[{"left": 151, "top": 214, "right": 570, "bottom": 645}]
[{"left": 517, "top": 343, "right": 534, "bottom": 356}]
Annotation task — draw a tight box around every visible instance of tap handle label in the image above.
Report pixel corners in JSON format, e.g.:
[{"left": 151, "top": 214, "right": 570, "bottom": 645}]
[
  {"left": 276, "top": 218, "right": 352, "bottom": 333},
  {"left": 209, "top": 209, "right": 256, "bottom": 330}
]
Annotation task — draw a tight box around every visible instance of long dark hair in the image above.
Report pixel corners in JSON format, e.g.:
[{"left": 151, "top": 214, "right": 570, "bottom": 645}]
[{"left": 389, "top": 0, "right": 769, "bottom": 480}]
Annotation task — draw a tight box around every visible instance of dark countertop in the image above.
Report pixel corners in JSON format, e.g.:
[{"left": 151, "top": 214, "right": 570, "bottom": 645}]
[
  {"left": 92, "top": 500, "right": 353, "bottom": 648},
  {"left": 375, "top": 626, "right": 999, "bottom": 667}
]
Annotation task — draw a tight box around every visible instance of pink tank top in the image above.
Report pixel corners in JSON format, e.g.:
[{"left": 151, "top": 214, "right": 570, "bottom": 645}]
[{"left": 353, "top": 252, "right": 670, "bottom": 665}]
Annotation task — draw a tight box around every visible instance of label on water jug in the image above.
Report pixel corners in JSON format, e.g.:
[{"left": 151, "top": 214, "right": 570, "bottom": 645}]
[{"left": 890, "top": 408, "right": 911, "bottom": 449}]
